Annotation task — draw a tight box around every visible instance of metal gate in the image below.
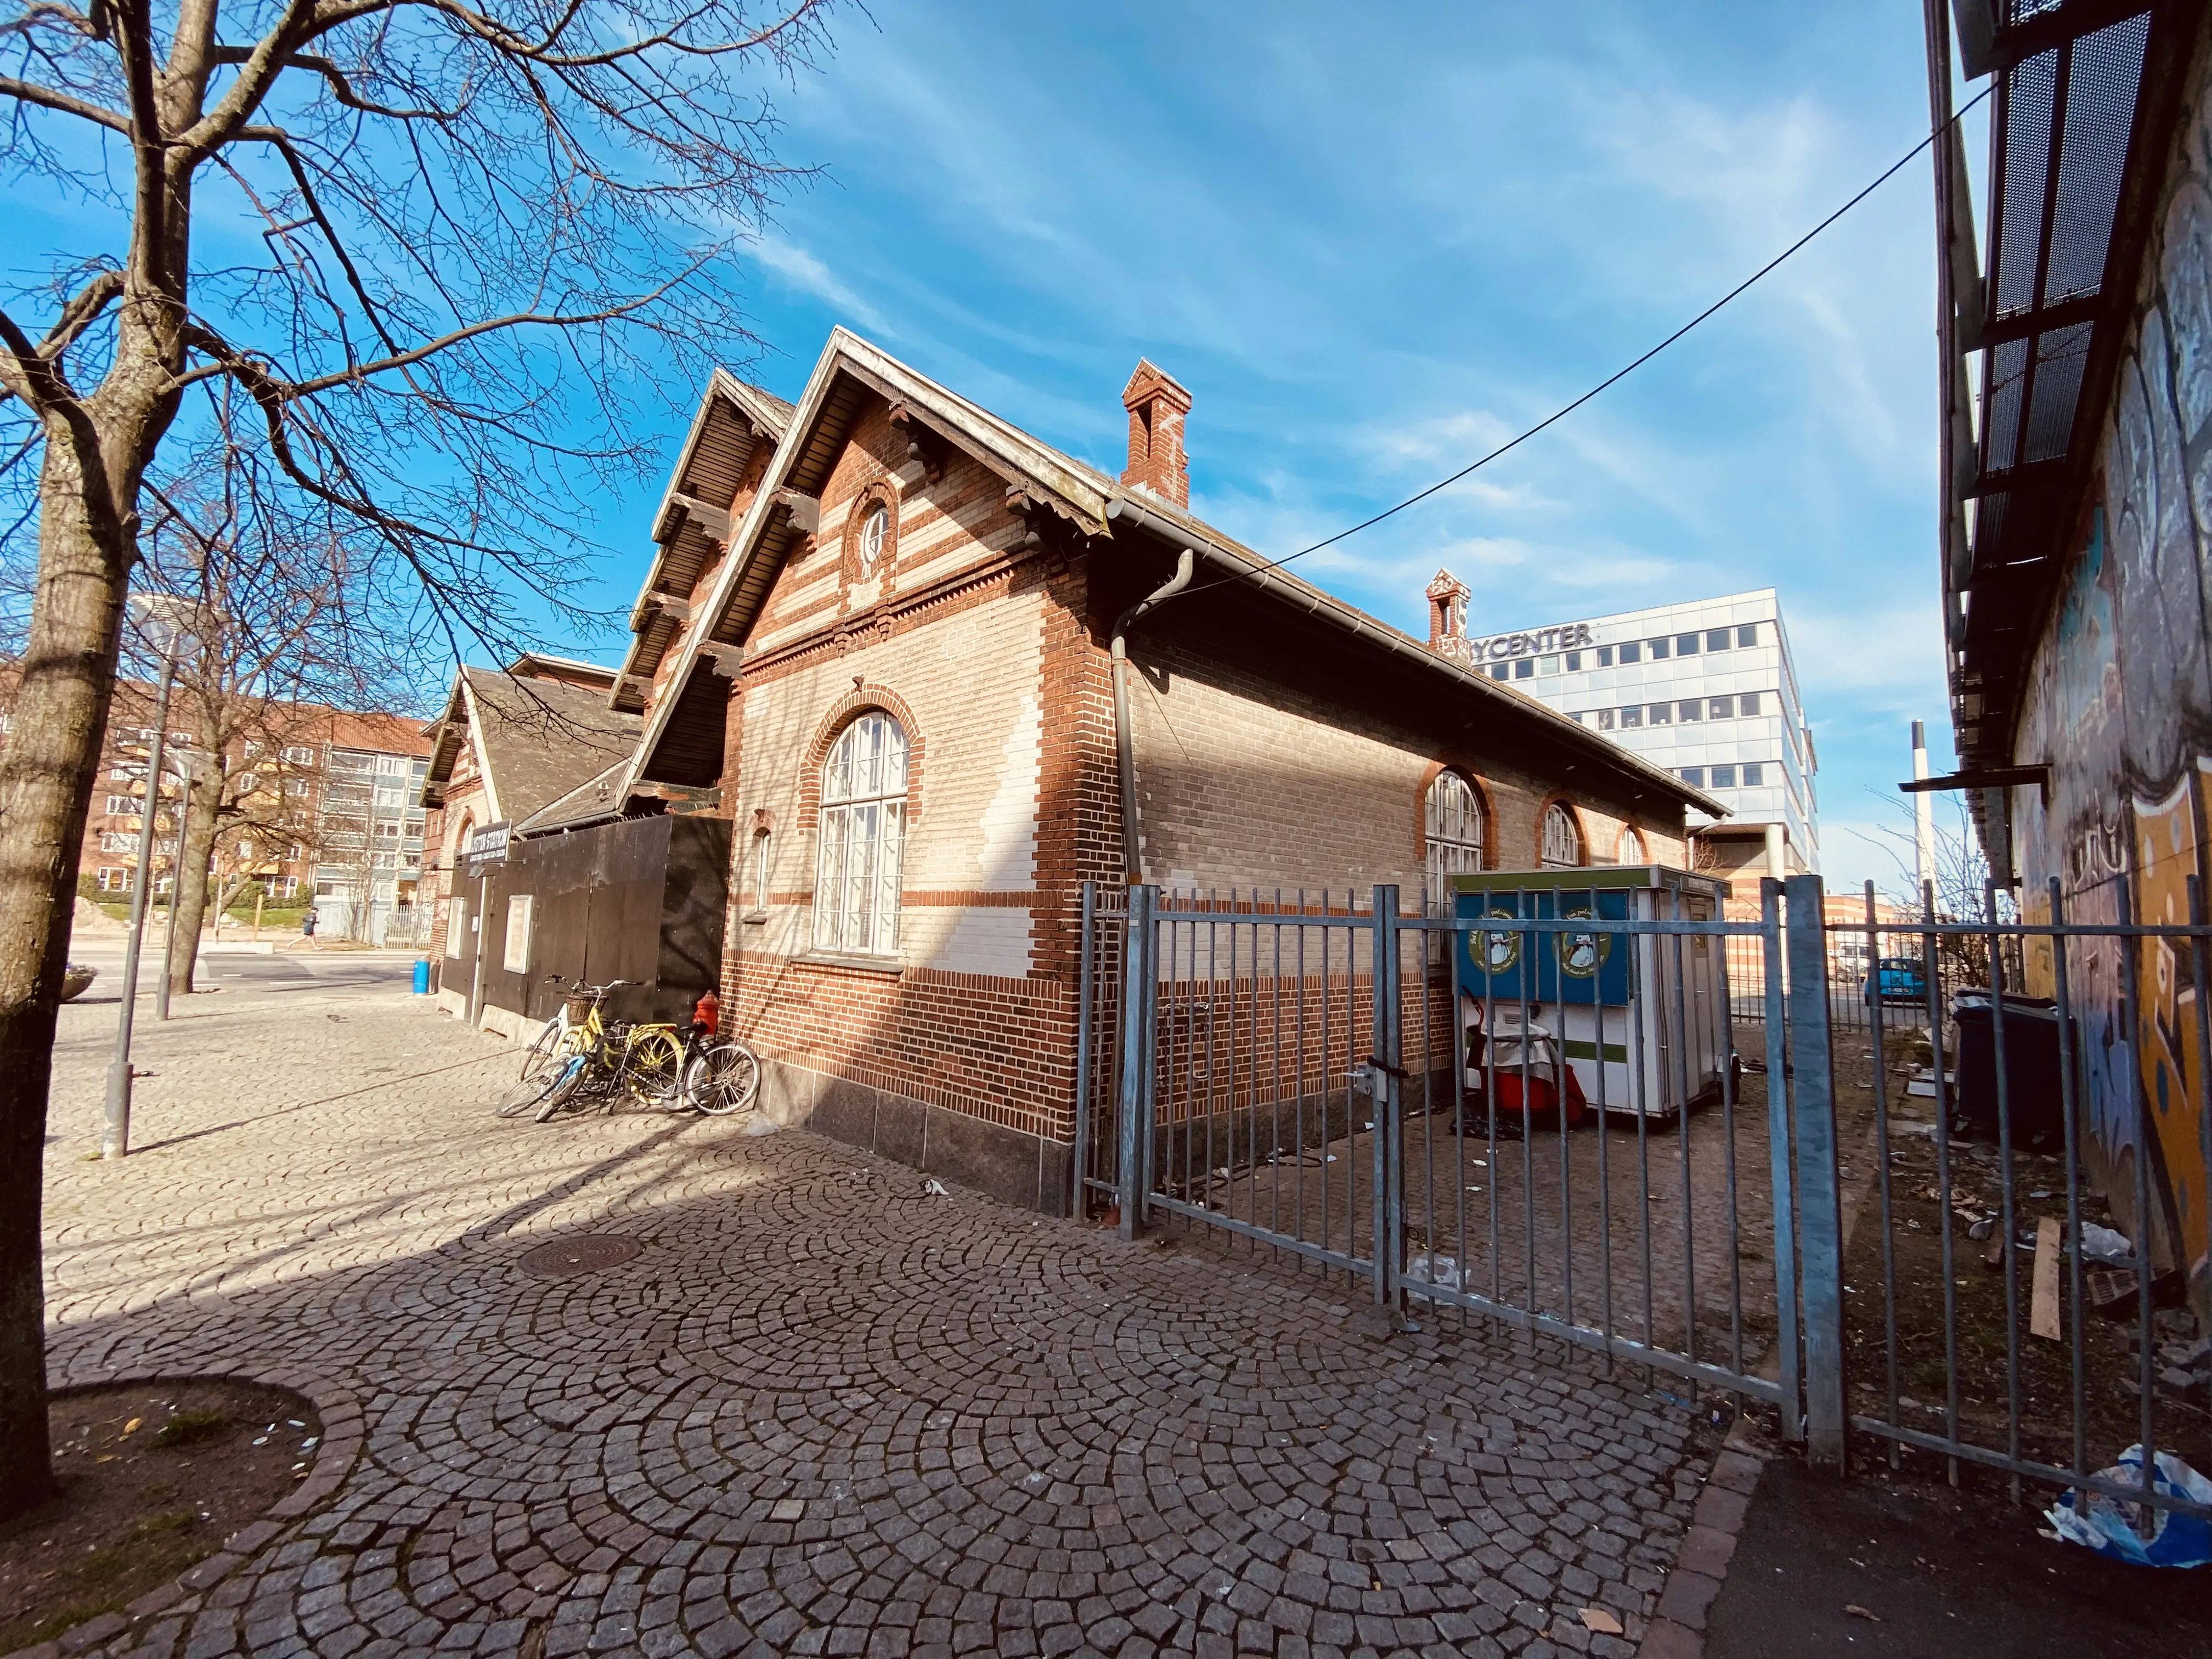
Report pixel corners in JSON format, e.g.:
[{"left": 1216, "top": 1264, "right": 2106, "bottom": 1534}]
[{"left": 1076, "top": 873, "right": 2212, "bottom": 1523}]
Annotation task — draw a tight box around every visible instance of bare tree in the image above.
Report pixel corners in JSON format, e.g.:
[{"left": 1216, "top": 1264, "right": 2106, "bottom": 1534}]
[
  {"left": 115, "top": 450, "right": 428, "bottom": 994},
  {"left": 0, "top": 0, "right": 836, "bottom": 1515},
  {"left": 1847, "top": 786, "right": 2004, "bottom": 988}
]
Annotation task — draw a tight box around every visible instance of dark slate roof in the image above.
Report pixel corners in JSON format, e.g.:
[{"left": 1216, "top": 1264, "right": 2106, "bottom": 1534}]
[
  {"left": 462, "top": 668, "right": 641, "bottom": 827},
  {"left": 512, "top": 757, "right": 629, "bottom": 837}
]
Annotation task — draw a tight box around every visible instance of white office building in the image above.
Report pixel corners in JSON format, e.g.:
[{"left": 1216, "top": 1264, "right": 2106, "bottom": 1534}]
[{"left": 1424, "top": 579, "right": 1818, "bottom": 884}]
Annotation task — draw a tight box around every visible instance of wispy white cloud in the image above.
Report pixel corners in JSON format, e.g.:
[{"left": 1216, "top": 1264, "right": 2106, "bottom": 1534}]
[{"left": 749, "top": 238, "right": 893, "bottom": 335}]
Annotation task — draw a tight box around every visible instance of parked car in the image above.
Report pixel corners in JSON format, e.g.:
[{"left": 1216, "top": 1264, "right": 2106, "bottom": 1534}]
[{"left": 1864, "top": 956, "right": 1927, "bottom": 1005}]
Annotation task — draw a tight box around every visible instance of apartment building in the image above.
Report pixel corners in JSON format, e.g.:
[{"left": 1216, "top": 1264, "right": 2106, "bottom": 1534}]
[{"left": 1, "top": 667, "right": 433, "bottom": 941}]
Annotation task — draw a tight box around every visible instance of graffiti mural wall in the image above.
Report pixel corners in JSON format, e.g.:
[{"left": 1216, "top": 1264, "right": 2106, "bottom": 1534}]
[{"left": 2012, "top": 67, "right": 2212, "bottom": 1322}]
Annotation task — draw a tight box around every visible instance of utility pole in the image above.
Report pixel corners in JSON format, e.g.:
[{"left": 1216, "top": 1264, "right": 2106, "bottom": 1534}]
[
  {"left": 155, "top": 753, "right": 200, "bottom": 1023},
  {"left": 1911, "top": 720, "right": 1937, "bottom": 898},
  {"left": 104, "top": 598, "right": 190, "bottom": 1159}
]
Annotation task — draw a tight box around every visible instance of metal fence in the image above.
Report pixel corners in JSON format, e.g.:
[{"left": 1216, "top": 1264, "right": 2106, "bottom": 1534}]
[
  {"left": 1075, "top": 872, "right": 2212, "bottom": 1522},
  {"left": 1825, "top": 875, "right": 2211, "bottom": 1524}
]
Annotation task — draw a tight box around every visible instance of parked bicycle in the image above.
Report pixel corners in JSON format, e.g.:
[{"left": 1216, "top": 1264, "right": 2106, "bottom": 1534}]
[{"left": 495, "top": 979, "right": 759, "bottom": 1120}]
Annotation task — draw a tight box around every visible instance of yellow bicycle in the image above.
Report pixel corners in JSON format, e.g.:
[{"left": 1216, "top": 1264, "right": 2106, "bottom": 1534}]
[{"left": 495, "top": 979, "right": 686, "bottom": 1119}]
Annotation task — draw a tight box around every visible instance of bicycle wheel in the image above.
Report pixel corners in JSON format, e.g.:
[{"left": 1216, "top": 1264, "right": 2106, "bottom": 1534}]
[
  {"left": 534, "top": 1056, "right": 590, "bottom": 1121},
  {"left": 686, "top": 1041, "right": 761, "bottom": 1116},
  {"left": 624, "top": 1027, "right": 687, "bottom": 1108},
  {"left": 496, "top": 1017, "right": 568, "bottom": 1116}
]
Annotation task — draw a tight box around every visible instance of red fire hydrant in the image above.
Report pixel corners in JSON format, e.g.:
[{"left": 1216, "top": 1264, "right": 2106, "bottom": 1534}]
[{"left": 692, "top": 988, "right": 720, "bottom": 1037}]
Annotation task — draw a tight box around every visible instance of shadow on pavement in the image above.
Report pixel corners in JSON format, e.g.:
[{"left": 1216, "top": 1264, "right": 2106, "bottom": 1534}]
[{"left": 1705, "top": 1453, "right": 2212, "bottom": 1658}]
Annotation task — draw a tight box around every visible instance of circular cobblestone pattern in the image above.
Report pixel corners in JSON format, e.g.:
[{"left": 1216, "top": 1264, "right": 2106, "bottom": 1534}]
[{"left": 27, "top": 991, "right": 1713, "bottom": 1658}]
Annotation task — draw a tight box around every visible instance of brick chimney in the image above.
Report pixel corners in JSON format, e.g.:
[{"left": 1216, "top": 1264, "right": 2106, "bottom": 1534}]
[
  {"left": 1426, "top": 569, "right": 1474, "bottom": 664},
  {"left": 1120, "top": 360, "right": 1192, "bottom": 507}
]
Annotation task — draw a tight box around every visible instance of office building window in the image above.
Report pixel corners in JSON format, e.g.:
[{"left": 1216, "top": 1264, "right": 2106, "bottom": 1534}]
[
  {"left": 1618, "top": 641, "right": 1641, "bottom": 664},
  {"left": 281, "top": 745, "right": 317, "bottom": 765},
  {"left": 1710, "top": 764, "right": 1737, "bottom": 787},
  {"left": 1680, "top": 767, "right": 1706, "bottom": 787},
  {"left": 1490, "top": 663, "right": 1510, "bottom": 681},
  {"left": 1743, "top": 762, "right": 1765, "bottom": 786},
  {"left": 1537, "top": 654, "right": 1559, "bottom": 674},
  {"left": 1540, "top": 803, "right": 1582, "bottom": 868},
  {"left": 1565, "top": 651, "right": 1581, "bottom": 671},
  {"left": 1709, "top": 697, "right": 1734, "bottom": 721},
  {"left": 1740, "top": 691, "right": 1762, "bottom": 716},
  {"left": 1649, "top": 703, "right": 1671, "bottom": 725},
  {"left": 1706, "top": 629, "right": 1731, "bottom": 652},
  {"left": 1621, "top": 706, "right": 1642, "bottom": 728},
  {"left": 1514, "top": 658, "right": 1535, "bottom": 679},
  {"left": 1596, "top": 708, "right": 1616, "bottom": 730},
  {"left": 1678, "top": 700, "right": 1701, "bottom": 722},
  {"left": 1596, "top": 645, "right": 1614, "bottom": 667},
  {"left": 1675, "top": 633, "right": 1699, "bottom": 655},
  {"left": 1738, "top": 623, "right": 1759, "bottom": 647},
  {"left": 1649, "top": 637, "right": 1670, "bottom": 659}
]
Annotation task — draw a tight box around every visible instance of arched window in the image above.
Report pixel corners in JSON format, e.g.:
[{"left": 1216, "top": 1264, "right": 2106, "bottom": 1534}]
[
  {"left": 1541, "top": 803, "right": 1582, "bottom": 869},
  {"left": 814, "top": 711, "right": 909, "bottom": 956},
  {"left": 1615, "top": 826, "right": 1646, "bottom": 866},
  {"left": 1423, "top": 772, "right": 1485, "bottom": 905}
]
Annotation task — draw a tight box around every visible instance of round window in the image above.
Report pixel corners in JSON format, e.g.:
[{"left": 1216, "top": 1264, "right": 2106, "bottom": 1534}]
[{"left": 858, "top": 503, "right": 888, "bottom": 573}]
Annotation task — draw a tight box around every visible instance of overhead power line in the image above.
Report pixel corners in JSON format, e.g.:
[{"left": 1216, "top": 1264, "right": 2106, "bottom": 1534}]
[{"left": 1180, "top": 84, "right": 1993, "bottom": 599}]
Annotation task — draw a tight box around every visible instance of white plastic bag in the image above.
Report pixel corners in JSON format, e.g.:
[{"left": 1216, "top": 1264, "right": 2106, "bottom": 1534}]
[
  {"left": 2044, "top": 1446, "right": 2212, "bottom": 1568},
  {"left": 1406, "top": 1253, "right": 1461, "bottom": 1291}
]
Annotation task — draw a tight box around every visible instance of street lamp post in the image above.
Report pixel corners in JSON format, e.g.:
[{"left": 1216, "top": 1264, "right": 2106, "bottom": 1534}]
[
  {"left": 103, "top": 620, "right": 185, "bottom": 1159},
  {"left": 102, "top": 595, "right": 198, "bottom": 1159}
]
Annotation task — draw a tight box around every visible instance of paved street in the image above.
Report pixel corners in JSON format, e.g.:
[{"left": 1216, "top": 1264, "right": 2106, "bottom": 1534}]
[{"left": 29, "top": 979, "right": 1714, "bottom": 1659}]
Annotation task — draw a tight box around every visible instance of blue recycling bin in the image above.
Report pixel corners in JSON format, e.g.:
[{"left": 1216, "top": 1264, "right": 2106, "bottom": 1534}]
[{"left": 413, "top": 960, "right": 432, "bottom": 995}]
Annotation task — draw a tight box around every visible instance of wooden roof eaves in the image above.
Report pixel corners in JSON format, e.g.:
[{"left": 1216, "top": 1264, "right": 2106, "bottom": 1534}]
[
  {"left": 610, "top": 369, "right": 793, "bottom": 710},
  {"left": 620, "top": 328, "right": 1127, "bottom": 806}
]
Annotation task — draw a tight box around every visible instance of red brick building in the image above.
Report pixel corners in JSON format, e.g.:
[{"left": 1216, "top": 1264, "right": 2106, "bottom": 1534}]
[{"left": 565, "top": 330, "right": 1717, "bottom": 1212}]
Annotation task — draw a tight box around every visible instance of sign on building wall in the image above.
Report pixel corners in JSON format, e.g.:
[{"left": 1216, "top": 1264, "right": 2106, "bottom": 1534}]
[
  {"left": 1466, "top": 623, "right": 1596, "bottom": 663},
  {"left": 460, "top": 820, "right": 510, "bottom": 877}
]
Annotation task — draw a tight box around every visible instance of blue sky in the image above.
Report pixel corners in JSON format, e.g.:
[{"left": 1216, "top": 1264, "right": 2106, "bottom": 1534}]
[
  {"left": 6, "top": 1, "right": 1976, "bottom": 895},
  {"left": 563, "top": 0, "right": 1973, "bottom": 894}
]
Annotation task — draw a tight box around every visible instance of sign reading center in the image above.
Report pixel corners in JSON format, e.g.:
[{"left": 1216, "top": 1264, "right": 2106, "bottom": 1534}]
[{"left": 1469, "top": 622, "right": 1595, "bottom": 663}]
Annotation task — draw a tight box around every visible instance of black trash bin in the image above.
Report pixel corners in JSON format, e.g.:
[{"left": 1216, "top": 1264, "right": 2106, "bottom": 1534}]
[{"left": 1952, "top": 992, "right": 2066, "bottom": 1146}]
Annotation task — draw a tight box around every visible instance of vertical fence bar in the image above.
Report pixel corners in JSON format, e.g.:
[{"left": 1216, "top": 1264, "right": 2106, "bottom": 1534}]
[
  {"left": 2115, "top": 876, "right": 2157, "bottom": 1523},
  {"left": 1983, "top": 879, "right": 2024, "bottom": 1498},
  {"left": 1785, "top": 873, "right": 1847, "bottom": 1470},
  {"left": 1760, "top": 878, "right": 1801, "bottom": 1443},
  {"left": 2050, "top": 877, "right": 2089, "bottom": 1490},
  {"left": 1374, "top": 884, "right": 1401, "bottom": 1306},
  {"left": 1865, "top": 883, "right": 1900, "bottom": 1463},
  {"left": 1923, "top": 879, "right": 1962, "bottom": 1478},
  {"left": 1116, "top": 884, "right": 1156, "bottom": 1240},
  {"left": 1074, "top": 880, "right": 1098, "bottom": 1215}
]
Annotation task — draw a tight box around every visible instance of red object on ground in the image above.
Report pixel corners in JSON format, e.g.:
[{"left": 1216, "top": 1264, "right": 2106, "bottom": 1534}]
[
  {"left": 1491, "top": 1059, "right": 1589, "bottom": 1126},
  {"left": 692, "top": 989, "right": 720, "bottom": 1036}
]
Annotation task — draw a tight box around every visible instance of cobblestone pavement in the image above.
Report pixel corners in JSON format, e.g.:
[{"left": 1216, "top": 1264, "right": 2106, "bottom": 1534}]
[{"left": 29, "top": 986, "right": 1715, "bottom": 1659}]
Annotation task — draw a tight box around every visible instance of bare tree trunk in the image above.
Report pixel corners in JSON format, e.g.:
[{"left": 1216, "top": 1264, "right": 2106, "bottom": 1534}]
[
  {"left": 0, "top": 451, "right": 131, "bottom": 1515},
  {"left": 166, "top": 778, "right": 221, "bottom": 1000}
]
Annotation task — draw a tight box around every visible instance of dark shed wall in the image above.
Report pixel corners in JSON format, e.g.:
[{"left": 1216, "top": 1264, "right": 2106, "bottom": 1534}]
[{"left": 476, "top": 814, "right": 731, "bottom": 1029}]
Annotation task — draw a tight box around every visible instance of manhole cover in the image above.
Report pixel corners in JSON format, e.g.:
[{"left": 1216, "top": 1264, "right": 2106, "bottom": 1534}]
[{"left": 517, "top": 1234, "right": 643, "bottom": 1278}]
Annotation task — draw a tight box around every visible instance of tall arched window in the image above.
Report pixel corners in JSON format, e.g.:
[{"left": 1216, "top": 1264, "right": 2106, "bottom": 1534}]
[
  {"left": 1423, "top": 772, "right": 1485, "bottom": 905},
  {"left": 1615, "top": 826, "right": 1646, "bottom": 866},
  {"left": 1541, "top": 803, "right": 1583, "bottom": 869},
  {"left": 815, "top": 711, "right": 909, "bottom": 956}
]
